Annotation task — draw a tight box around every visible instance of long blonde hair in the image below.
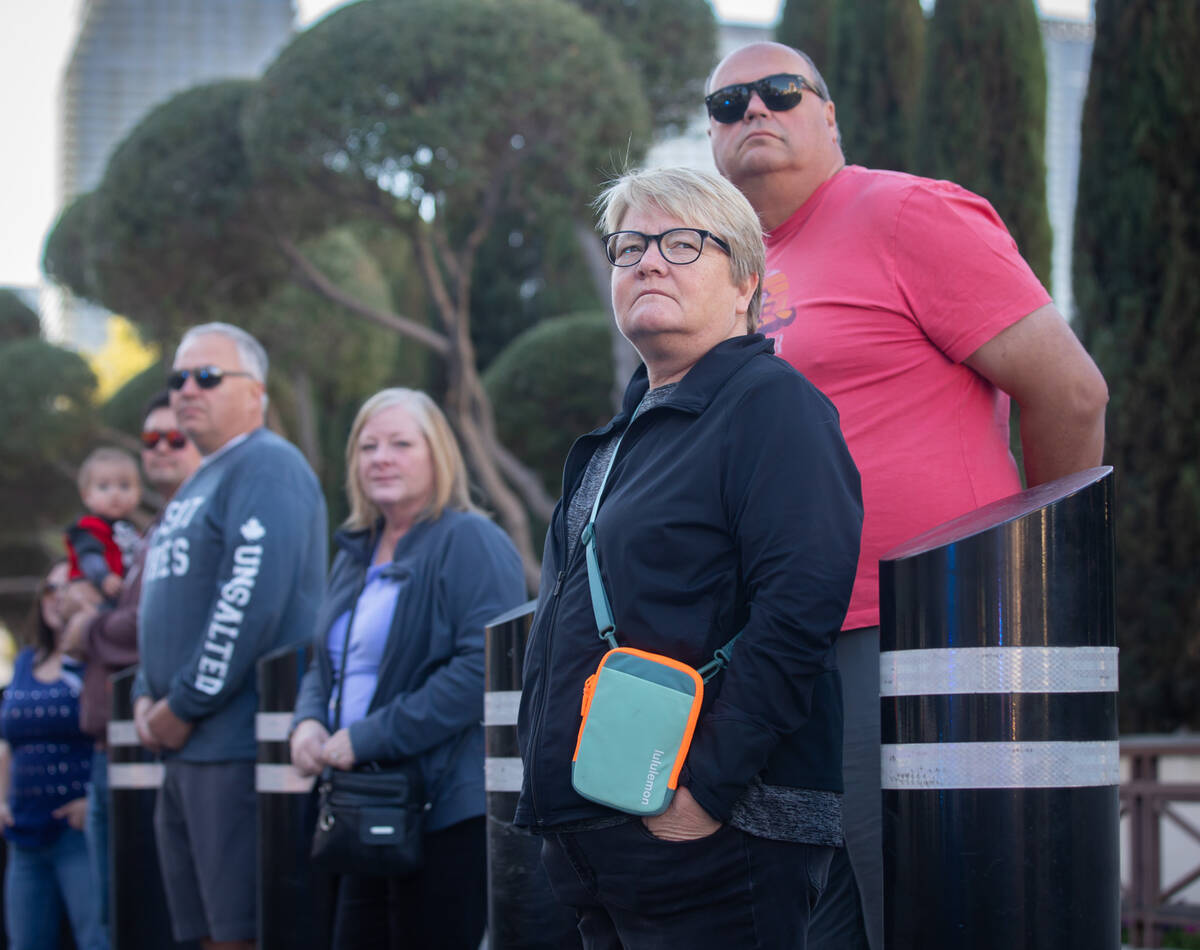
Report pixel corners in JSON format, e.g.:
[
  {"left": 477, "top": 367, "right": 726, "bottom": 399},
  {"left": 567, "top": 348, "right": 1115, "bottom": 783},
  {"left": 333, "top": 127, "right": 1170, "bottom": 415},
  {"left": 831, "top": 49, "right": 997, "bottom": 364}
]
[{"left": 343, "top": 388, "right": 477, "bottom": 530}]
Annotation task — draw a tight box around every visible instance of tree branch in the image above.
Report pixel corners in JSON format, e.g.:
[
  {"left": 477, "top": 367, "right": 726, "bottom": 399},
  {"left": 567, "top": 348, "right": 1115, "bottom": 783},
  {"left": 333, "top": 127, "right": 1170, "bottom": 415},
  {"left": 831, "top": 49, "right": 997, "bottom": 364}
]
[{"left": 276, "top": 234, "right": 452, "bottom": 356}]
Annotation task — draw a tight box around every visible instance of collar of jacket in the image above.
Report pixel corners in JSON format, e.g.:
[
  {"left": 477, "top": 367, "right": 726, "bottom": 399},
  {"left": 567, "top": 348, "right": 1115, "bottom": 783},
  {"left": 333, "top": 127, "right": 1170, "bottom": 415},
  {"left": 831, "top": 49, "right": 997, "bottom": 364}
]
[
  {"left": 614, "top": 333, "right": 775, "bottom": 424},
  {"left": 332, "top": 516, "right": 435, "bottom": 576}
]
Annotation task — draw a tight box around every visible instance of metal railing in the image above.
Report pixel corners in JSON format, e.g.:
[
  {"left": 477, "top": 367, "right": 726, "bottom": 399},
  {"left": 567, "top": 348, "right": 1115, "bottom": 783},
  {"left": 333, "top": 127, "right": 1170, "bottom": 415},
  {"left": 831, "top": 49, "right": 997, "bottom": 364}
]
[{"left": 1122, "top": 735, "right": 1200, "bottom": 948}]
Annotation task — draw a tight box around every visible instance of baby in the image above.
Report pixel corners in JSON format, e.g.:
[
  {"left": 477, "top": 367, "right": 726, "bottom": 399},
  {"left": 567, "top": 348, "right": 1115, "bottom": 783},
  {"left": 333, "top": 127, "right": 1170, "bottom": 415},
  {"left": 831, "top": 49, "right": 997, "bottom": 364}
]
[{"left": 64, "top": 447, "right": 141, "bottom": 604}]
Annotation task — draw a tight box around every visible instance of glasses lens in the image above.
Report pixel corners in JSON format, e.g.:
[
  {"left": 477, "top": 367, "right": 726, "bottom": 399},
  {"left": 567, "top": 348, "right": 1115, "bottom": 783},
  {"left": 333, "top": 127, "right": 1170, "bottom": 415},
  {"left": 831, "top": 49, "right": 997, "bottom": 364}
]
[
  {"left": 168, "top": 366, "right": 225, "bottom": 390},
  {"left": 142, "top": 430, "right": 189, "bottom": 449},
  {"left": 707, "top": 86, "right": 749, "bottom": 124},
  {"left": 660, "top": 230, "right": 705, "bottom": 264},
  {"left": 758, "top": 75, "right": 806, "bottom": 112},
  {"left": 606, "top": 232, "right": 649, "bottom": 266},
  {"left": 193, "top": 367, "right": 223, "bottom": 389}
]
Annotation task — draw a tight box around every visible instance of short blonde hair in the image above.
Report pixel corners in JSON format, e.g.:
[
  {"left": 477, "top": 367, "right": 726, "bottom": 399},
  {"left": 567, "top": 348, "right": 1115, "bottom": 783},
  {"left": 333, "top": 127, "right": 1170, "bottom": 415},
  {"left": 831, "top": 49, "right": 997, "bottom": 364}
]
[
  {"left": 343, "top": 388, "right": 477, "bottom": 530},
  {"left": 77, "top": 446, "right": 139, "bottom": 496},
  {"left": 594, "top": 166, "right": 766, "bottom": 333}
]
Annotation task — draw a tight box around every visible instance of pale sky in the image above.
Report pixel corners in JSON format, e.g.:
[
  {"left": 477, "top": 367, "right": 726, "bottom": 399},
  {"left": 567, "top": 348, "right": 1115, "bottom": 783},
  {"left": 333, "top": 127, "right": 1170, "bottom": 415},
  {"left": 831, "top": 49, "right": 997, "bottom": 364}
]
[{"left": 0, "top": 0, "right": 1089, "bottom": 290}]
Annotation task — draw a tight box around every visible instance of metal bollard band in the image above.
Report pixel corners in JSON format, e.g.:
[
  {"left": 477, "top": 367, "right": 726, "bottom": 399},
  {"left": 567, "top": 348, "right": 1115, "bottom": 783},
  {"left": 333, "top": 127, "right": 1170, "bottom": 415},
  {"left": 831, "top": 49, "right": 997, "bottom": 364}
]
[
  {"left": 880, "top": 645, "right": 1118, "bottom": 696},
  {"left": 882, "top": 739, "right": 1120, "bottom": 789}
]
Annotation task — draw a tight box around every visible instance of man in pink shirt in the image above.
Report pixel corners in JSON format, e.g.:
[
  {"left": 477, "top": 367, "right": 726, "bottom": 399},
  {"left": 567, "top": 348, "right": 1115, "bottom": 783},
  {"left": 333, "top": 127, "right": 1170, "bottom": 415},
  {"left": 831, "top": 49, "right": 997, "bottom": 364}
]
[{"left": 707, "top": 42, "right": 1109, "bottom": 950}]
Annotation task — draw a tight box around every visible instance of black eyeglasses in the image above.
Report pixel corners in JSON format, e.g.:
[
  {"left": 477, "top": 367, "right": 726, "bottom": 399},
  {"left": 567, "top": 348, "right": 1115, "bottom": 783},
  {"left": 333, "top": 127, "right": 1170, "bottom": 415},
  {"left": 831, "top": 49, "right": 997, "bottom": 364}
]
[
  {"left": 141, "top": 428, "right": 189, "bottom": 450},
  {"left": 705, "top": 73, "right": 826, "bottom": 124},
  {"left": 602, "top": 229, "right": 731, "bottom": 267},
  {"left": 167, "top": 365, "right": 255, "bottom": 391}
]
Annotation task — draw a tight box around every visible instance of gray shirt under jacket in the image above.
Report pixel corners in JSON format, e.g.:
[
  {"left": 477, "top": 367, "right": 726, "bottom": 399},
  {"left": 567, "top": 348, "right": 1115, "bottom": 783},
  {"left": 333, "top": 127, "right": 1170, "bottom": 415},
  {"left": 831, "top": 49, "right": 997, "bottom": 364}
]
[{"left": 134, "top": 428, "right": 328, "bottom": 762}]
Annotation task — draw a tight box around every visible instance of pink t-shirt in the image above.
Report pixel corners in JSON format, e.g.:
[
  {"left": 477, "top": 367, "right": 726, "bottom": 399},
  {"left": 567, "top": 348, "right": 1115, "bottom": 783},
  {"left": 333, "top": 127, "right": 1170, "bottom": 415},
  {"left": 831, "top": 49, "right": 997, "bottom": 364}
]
[{"left": 762, "top": 165, "right": 1051, "bottom": 630}]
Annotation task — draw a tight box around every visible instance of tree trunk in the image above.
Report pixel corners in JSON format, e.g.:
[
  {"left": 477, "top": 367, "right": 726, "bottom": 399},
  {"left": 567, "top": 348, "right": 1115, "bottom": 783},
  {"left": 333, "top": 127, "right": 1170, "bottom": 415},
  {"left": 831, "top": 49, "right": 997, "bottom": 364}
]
[
  {"left": 279, "top": 234, "right": 550, "bottom": 581},
  {"left": 573, "top": 219, "right": 637, "bottom": 411},
  {"left": 289, "top": 367, "right": 322, "bottom": 478}
]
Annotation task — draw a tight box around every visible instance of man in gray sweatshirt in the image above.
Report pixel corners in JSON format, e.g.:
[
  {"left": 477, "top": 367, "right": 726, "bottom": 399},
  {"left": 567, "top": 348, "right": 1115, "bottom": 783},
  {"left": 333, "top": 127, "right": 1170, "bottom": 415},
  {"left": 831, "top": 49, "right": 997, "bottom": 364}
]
[{"left": 133, "top": 323, "right": 327, "bottom": 950}]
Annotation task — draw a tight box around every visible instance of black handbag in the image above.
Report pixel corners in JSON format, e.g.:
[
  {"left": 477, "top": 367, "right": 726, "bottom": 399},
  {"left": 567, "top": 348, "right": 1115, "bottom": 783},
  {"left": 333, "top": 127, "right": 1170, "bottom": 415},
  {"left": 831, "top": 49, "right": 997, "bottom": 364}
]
[
  {"left": 309, "top": 562, "right": 427, "bottom": 877},
  {"left": 310, "top": 761, "right": 426, "bottom": 876}
]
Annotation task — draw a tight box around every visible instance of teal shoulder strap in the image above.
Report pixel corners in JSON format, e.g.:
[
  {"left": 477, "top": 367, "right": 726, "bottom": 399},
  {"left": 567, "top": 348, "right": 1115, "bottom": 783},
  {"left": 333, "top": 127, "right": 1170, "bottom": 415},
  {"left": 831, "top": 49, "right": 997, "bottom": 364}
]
[{"left": 580, "top": 421, "right": 741, "bottom": 683}]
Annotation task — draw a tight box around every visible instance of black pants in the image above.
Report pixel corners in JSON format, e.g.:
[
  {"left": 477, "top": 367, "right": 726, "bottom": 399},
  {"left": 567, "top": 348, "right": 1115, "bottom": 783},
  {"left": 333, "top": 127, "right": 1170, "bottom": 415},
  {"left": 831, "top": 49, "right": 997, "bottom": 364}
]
[
  {"left": 541, "top": 820, "right": 833, "bottom": 949},
  {"left": 330, "top": 816, "right": 486, "bottom": 950},
  {"left": 808, "top": 626, "right": 882, "bottom": 950}
]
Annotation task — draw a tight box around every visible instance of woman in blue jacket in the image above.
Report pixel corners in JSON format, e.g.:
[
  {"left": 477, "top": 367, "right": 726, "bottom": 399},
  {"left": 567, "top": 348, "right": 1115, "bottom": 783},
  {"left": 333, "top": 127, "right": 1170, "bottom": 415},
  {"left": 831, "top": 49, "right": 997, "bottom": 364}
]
[
  {"left": 516, "top": 167, "right": 864, "bottom": 949},
  {"left": 290, "top": 388, "right": 525, "bottom": 950}
]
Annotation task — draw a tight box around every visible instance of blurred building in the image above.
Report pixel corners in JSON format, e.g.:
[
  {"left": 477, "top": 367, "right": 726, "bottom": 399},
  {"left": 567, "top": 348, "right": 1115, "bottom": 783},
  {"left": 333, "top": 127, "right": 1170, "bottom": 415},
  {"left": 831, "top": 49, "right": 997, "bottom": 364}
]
[
  {"left": 1041, "top": 16, "right": 1094, "bottom": 320},
  {"left": 53, "top": 0, "right": 295, "bottom": 347},
  {"left": 648, "top": 11, "right": 1094, "bottom": 322}
]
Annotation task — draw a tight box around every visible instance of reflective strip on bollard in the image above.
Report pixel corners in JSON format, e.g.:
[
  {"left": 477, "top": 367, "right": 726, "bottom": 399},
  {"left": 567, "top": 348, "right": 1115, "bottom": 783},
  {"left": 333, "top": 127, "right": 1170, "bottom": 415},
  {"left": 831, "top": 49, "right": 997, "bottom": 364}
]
[
  {"left": 880, "top": 645, "right": 1119, "bottom": 696},
  {"left": 882, "top": 739, "right": 1120, "bottom": 789},
  {"left": 484, "top": 690, "right": 521, "bottom": 726},
  {"left": 255, "top": 763, "right": 315, "bottom": 794},
  {"left": 109, "top": 762, "right": 164, "bottom": 790},
  {"left": 256, "top": 711, "right": 295, "bottom": 741},
  {"left": 485, "top": 756, "right": 524, "bottom": 792},
  {"left": 107, "top": 719, "right": 138, "bottom": 747}
]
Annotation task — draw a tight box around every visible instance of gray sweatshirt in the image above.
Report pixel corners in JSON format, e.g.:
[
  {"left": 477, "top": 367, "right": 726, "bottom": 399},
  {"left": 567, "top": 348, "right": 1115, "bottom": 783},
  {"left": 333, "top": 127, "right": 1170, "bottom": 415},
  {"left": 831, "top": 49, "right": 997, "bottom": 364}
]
[{"left": 135, "top": 428, "right": 328, "bottom": 761}]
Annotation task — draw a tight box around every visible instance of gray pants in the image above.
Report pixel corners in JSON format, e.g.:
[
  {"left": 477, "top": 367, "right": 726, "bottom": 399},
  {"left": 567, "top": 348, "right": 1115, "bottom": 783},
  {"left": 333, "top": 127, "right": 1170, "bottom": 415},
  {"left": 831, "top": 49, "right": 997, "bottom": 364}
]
[{"left": 808, "top": 626, "right": 882, "bottom": 950}]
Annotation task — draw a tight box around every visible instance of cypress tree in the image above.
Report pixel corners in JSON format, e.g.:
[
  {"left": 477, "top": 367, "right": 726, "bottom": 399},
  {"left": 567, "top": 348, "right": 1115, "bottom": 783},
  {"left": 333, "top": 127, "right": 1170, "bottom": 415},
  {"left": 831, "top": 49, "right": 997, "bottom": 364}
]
[
  {"left": 775, "top": 0, "right": 837, "bottom": 76},
  {"left": 918, "top": 0, "right": 1053, "bottom": 288},
  {"left": 1073, "top": 0, "right": 1200, "bottom": 730},
  {"left": 830, "top": 0, "right": 925, "bottom": 171}
]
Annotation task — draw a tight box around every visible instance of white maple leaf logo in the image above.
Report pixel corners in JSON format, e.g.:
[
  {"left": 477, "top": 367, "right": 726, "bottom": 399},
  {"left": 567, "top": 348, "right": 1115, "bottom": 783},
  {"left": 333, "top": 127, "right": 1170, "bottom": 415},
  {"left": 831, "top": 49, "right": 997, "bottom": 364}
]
[{"left": 240, "top": 517, "right": 266, "bottom": 542}]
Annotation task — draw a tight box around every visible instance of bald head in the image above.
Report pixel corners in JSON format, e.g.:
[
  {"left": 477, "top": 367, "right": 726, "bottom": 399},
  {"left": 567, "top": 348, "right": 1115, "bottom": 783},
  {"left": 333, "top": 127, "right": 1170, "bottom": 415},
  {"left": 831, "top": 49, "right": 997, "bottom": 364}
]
[
  {"left": 707, "top": 43, "right": 845, "bottom": 230},
  {"left": 707, "top": 43, "right": 831, "bottom": 101}
]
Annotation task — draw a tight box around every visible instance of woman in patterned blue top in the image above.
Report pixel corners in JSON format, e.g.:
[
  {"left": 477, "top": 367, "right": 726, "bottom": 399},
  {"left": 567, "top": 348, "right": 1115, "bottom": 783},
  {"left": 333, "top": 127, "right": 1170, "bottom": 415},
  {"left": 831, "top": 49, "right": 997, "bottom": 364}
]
[{"left": 0, "top": 560, "right": 108, "bottom": 950}]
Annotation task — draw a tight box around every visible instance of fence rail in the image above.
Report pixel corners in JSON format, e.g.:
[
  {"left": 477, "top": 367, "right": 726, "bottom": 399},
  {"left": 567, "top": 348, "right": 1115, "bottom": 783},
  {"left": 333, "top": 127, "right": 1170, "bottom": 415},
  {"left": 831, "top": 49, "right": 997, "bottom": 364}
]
[{"left": 1122, "top": 736, "right": 1200, "bottom": 948}]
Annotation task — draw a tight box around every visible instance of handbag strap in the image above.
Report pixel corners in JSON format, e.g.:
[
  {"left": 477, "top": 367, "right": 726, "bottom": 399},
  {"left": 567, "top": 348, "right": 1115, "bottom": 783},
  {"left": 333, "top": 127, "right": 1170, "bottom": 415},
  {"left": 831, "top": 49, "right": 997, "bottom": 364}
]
[
  {"left": 579, "top": 418, "right": 741, "bottom": 684},
  {"left": 330, "top": 535, "right": 475, "bottom": 803},
  {"left": 331, "top": 557, "right": 371, "bottom": 732}
]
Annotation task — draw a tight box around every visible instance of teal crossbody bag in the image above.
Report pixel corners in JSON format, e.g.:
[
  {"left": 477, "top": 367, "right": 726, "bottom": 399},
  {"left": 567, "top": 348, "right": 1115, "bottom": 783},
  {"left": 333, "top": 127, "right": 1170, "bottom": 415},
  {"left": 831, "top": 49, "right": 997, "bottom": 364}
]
[{"left": 570, "top": 422, "right": 739, "bottom": 817}]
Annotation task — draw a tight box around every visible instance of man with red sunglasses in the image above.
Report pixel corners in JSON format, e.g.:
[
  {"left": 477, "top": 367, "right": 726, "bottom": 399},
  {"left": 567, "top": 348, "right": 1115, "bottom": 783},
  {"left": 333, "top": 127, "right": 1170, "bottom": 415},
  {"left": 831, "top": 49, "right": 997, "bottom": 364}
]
[
  {"left": 61, "top": 390, "right": 201, "bottom": 936},
  {"left": 707, "top": 42, "right": 1109, "bottom": 950}
]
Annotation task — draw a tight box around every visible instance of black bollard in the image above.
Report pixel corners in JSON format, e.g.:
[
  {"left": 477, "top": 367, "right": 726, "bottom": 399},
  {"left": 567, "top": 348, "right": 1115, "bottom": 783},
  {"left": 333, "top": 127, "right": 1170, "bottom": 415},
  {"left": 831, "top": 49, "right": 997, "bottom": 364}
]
[
  {"left": 484, "top": 601, "right": 581, "bottom": 950},
  {"left": 256, "top": 643, "right": 333, "bottom": 950},
  {"left": 880, "top": 467, "right": 1118, "bottom": 949},
  {"left": 107, "top": 668, "right": 197, "bottom": 950}
]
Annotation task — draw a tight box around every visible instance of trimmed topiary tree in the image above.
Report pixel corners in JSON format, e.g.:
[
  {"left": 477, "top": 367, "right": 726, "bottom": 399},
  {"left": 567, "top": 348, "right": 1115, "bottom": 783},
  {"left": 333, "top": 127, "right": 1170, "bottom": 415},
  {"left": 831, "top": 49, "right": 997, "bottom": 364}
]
[
  {"left": 1073, "top": 0, "right": 1200, "bottom": 731},
  {"left": 830, "top": 0, "right": 925, "bottom": 172},
  {"left": 776, "top": 0, "right": 837, "bottom": 77},
  {"left": 918, "top": 0, "right": 1053, "bottom": 288},
  {"left": 483, "top": 311, "right": 614, "bottom": 500}
]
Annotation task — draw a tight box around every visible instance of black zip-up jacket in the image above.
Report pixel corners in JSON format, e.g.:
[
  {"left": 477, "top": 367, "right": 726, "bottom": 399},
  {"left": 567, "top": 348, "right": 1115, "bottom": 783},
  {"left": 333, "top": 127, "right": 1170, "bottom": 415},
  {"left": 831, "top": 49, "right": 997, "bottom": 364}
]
[{"left": 515, "top": 335, "right": 863, "bottom": 830}]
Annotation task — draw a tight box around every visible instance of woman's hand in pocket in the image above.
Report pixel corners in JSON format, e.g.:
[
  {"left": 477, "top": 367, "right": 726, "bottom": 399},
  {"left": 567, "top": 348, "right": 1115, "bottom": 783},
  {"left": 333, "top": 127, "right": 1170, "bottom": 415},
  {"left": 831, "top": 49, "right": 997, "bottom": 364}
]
[{"left": 642, "top": 786, "right": 722, "bottom": 841}]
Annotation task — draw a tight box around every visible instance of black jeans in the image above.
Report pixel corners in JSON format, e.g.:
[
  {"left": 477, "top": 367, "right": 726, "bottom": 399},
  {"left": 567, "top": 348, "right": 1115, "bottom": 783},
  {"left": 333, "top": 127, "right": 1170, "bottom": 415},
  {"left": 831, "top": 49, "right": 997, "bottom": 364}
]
[
  {"left": 541, "top": 820, "right": 833, "bottom": 949},
  {"left": 330, "top": 815, "right": 486, "bottom": 950}
]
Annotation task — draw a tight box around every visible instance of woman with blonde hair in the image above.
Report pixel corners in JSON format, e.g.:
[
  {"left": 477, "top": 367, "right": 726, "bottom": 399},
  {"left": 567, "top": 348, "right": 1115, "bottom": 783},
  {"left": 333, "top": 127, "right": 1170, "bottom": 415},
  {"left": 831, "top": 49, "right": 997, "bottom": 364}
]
[
  {"left": 516, "top": 168, "right": 863, "bottom": 948},
  {"left": 290, "top": 388, "right": 525, "bottom": 949}
]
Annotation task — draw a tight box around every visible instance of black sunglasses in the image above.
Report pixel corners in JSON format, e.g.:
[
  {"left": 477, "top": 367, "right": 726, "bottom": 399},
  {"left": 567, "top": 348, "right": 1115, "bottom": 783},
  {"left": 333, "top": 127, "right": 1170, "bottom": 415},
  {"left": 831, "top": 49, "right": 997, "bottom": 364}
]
[
  {"left": 705, "top": 73, "right": 826, "bottom": 124},
  {"left": 167, "top": 365, "right": 255, "bottom": 391},
  {"left": 141, "top": 428, "right": 189, "bottom": 450}
]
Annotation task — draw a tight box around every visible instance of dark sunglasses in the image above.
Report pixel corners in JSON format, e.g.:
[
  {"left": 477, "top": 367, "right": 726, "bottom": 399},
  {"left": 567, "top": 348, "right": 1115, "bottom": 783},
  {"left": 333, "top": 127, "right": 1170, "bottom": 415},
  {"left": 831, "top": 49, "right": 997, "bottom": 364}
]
[
  {"left": 167, "top": 365, "right": 255, "bottom": 391},
  {"left": 141, "top": 428, "right": 189, "bottom": 450},
  {"left": 705, "top": 73, "right": 826, "bottom": 124}
]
